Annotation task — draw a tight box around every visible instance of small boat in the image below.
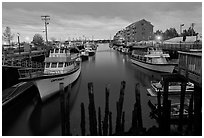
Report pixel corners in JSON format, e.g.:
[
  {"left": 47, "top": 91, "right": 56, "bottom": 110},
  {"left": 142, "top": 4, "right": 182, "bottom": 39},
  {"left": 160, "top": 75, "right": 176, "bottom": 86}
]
[
  {"left": 80, "top": 49, "right": 89, "bottom": 61},
  {"left": 84, "top": 43, "right": 96, "bottom": 56},
  {"left": 147, "top": 81, "right": 194, "bottom": 96},
  {"left": 148, "top": 100, "right": 189, "bottom": 120},
  {"left": 130, "top": 44, "right": 176, "bottom": 73},
  {"left": 18, "top": 47, "right": 81, "bottom": 101}
]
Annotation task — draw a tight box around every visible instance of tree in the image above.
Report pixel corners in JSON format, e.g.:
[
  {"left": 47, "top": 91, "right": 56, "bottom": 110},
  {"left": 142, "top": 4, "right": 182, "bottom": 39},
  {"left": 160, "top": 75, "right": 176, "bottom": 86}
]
[
  {"left": 163, "top": 28, "right": 179, "bottom": 40},
  {"left": 182, "top": 27, "right": 197, "bottom": 36},
  {"left": 2, "top": 26, "right": 14, "bottom": 45},
  {"left": 32, "top": 34, "right": 44, "bottom": 46}
]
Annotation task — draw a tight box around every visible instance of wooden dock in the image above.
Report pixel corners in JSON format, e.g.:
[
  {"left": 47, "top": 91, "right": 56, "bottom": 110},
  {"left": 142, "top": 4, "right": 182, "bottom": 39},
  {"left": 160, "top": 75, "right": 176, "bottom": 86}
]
[{"left": 177, "top": 51, "right": 202, "bottom": 87}]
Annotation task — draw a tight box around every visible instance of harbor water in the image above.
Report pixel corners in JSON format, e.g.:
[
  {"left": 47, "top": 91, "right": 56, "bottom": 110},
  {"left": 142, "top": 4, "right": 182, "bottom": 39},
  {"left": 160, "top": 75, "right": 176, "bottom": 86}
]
[{"left": 3, "top": 43, "right": 168, "bottom": 136}]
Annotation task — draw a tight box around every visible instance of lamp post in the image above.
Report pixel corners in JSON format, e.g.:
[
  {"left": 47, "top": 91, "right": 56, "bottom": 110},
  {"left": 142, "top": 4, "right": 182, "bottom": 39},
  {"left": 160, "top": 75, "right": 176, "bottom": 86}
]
[{"left": 17, "top": 33, "right": 20, "bottom": 54}]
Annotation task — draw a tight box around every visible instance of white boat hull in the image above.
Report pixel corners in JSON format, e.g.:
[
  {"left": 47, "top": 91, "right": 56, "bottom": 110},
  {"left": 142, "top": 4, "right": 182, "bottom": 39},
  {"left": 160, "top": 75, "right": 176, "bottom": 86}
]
[
  {"left": 34, "top": 64, "right": 81, "bottom": 101},
  {"left": 131, "top": 58, "right": 175, "bottom": 73}
]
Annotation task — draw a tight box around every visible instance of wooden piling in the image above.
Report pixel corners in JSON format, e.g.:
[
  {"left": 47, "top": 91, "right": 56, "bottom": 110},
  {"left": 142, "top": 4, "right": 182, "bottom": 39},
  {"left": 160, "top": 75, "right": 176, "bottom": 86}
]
[
  {"left": 80, "top": 103, "right": 85, "bottom": 136},
  {"left": 98, "top": 107, "right": 102, "bottom": 136},
  {"left": 59, "top": 83, "right": 66, "bottom": 136},
  {"left": 65, "top": 84, "right": 71, "bottom": 135},
  {"left": 88, "top": 82, "right": 98, "bottom": 136},
  {"left": 162, "top": 80, "right": 169, "bottom": 131},
  {"left": 103, "top": 86, "right": 110, "bottom": 136},
  {"left": 193, "top": 85, "right": 202, "bottom": 135},
  {"left": 115, "top": 81, "right": 126, "bottom": 133},
  {"left": 109, "top": 112, "right": 112, "bottom": 136},
  {"left": 122, "top": 112, "right": 125, "bottom": 132},
  {"left": 157, "top": 89, "right": 162, "bottom": 129},
  {"left": 135, "top": 83, "right": 143, "bottom": 128},
  {"left": 178, "top": 83, "right": 186, "bottom": 131},
  {"left": 188, "top": 93, "right": 193, "bottom": 131}
]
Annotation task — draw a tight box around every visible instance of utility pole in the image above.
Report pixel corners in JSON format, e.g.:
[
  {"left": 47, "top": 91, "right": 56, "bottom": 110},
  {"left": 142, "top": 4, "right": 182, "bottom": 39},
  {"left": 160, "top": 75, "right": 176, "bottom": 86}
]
[
  {"left": 17, "top": 33, "right": 20, "bottom": 54},
  {"left": 41, "top": 15, "right": 50, "bottom": 46}
]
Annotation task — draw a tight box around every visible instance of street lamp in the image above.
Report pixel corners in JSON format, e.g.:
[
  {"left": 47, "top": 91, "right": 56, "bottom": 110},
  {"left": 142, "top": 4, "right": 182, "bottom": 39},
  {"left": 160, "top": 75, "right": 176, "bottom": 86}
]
[
  {"left": 180, "top": 24, "right": 184, "bottom": 36},
  {"left": 17, "top": 33, "right": 20, "bottom": 54}
]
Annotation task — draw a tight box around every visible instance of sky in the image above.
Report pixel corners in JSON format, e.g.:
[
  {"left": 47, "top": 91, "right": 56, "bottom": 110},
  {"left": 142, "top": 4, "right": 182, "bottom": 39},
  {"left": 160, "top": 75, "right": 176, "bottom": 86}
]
[{"left": 2, "top": 2, "right": 202, "bottom": 43}]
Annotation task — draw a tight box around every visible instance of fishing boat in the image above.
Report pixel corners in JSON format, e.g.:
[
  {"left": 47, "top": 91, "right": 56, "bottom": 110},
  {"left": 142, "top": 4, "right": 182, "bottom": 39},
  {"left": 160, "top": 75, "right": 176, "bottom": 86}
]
[
  {"left": 18, "top": 47, "right": 81, "bottom": 101},
  {"left": 130, "top": 45, "right": 176, "bottom": 73},
  {"left": 147, "top": 81, "right": 194, "bottom": 96},
  {"left": 80, "top": 49, "right": 89, "bottom": 61},
  {"left": 84, "top": 43, "right": 96, "bottom": 56}
]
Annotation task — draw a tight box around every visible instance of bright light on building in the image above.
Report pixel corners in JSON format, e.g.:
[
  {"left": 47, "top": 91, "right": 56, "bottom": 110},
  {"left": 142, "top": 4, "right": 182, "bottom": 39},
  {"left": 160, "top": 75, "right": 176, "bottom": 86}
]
[
  {"left": 25, "top": 36, "right": 30, "bottom": 42},
  {"left": 156, "top": 35, "right": 162, "bottom": 41}
]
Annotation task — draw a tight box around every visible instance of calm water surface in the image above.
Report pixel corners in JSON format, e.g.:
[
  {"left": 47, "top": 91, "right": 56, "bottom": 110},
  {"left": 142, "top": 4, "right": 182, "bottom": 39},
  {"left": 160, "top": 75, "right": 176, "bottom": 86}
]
[{"left": 3, "top": 43, "right": 167, "bottom": 136}]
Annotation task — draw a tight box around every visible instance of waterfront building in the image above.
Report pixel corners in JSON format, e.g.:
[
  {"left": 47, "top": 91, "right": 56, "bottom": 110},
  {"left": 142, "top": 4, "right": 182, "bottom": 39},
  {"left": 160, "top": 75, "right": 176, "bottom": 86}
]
[{"left": 114, "top": 19, "right": 154, "bottom": 43}]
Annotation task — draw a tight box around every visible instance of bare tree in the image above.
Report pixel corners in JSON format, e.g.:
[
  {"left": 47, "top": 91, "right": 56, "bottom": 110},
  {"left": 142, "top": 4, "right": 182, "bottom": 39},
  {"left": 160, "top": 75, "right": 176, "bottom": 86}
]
[{"left": 2, "top": 26, "right": 14, "bottom": 45}]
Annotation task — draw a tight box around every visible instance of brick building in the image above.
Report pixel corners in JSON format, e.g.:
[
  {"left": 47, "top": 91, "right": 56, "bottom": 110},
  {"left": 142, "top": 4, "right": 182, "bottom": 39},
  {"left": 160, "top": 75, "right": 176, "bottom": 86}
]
[{"left": 114, "top": 19, "right": 154, "bottom": 43}]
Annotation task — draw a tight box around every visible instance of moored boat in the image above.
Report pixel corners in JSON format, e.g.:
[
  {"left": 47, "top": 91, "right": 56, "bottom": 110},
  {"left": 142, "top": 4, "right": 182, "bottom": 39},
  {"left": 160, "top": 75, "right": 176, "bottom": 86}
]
[
  {"left": 80, "top": 49, "right": 89, "bottom": 61},
  {"left": 18, "top": 47, "right": 81, "bottom": 101},
  {"left": 130, "top": 45, "right": 176, "bottom": 73},
  {"left": 147, "top": 81, "right": 194, "bottom": 96},
  {"left": 148, "top": 100, "right": 189, "bottom": 120}
]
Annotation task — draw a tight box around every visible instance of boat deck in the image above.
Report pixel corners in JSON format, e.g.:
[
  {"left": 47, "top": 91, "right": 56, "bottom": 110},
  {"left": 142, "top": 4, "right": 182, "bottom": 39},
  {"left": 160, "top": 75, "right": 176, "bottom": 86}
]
[{"left": 2, "top": 81, "right": 34, "bottom": 107}]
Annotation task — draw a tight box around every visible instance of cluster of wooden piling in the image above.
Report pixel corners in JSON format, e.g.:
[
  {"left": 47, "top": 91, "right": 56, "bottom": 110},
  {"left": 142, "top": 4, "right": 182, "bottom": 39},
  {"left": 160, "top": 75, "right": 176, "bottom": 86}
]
[
  {"left": 59, "top": 77, "right": 202, "bottom": 136},
  {"left": 79, "top": 81, "right": 147, "bottom": 136},
  {"left": 153, "top": 74, "right": 202, "bottom": 135}
]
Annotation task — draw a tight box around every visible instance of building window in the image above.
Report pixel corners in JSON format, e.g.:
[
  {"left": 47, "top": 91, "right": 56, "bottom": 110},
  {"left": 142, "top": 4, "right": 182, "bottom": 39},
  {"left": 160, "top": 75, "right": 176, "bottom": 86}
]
[
  {"left": 46, "top": 63, "right": 50, "bottom": 68},
  {"left": 51, "top": 62, "right": 57, "bottom": 68},
  {"left": 55, "top": 49, "right": 59, "bottom": 53},
  {"left": 60, "top": 49, "right": 64, "bottom": 53},
  {"left": 141, "top": 23, "right": 144, "bottom": 26},
  {"left": 58, "top": 62, "right": 64, "bottom": 68}
]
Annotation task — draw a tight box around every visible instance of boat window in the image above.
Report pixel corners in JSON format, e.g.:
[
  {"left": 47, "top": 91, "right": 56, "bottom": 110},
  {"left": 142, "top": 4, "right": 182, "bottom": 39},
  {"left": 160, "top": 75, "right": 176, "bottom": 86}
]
[
  {"left": 58, "top": 62, "right": 64, "bottom": 68},
  {"left": 55, "top": 49, "right": 59, "bottom": 53},
  {"left": 46, "top": 63, "right": 50, "bottom": 68},
  {"left": 50, "top": 49, "right": 54, "bottom": 53},
  {"left": 60, "top": 49, "right": 64, "bottom": 53},
  {"left": 51, "top": 62, "right": 57, "bottom": 68}
]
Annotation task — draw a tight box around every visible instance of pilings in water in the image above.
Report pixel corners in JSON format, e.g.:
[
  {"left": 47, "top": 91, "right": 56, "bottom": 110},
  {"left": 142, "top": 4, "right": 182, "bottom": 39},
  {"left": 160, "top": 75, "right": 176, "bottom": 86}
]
[
  {"left": 130, "top": 83, "right": 145, "bottom": 135},
  {"left": 109, "top": 112, "right": 112, "bottom": 135},
  {"left": 98, "top": 107, "right": 102, "bottom": 136},
  {"left": 59, "top": 83, "right": 71, "bottom": 136},
  {"left": 115, "top": 81, "right": 126, "bottom": 134},
  {"left": 88, "top": 82, "right": 98, "bottom": 136},
  {"left": 59, "top": 83, "right": 66, "bottom": 136},
  {"left": 103, "top": 85, "right": 110, "bottom": 136},
  {"left": 80, "top": 103, "right": 85, "bottom": 136}
]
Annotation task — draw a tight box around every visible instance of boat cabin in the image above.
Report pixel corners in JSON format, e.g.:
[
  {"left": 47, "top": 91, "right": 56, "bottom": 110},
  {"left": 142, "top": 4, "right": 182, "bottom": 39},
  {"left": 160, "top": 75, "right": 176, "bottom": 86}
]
[
  {"left": 44, "top": 48, "right": 76, "bottom": 74},
  {"left": 131, "top": 46, "right": 170, "bottom": 64}
]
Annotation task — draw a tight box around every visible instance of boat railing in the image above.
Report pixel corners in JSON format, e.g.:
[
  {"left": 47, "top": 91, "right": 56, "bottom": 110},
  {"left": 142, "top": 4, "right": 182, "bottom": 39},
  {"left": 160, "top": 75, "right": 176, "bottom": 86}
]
[
  {"left": 3, "top": 60, "right": 44, "bottom": 68},
  {"left": 18, "top": 62, "right": 80, "bottom": 79},
  {"left": 18, "top": 68, "right": 44, "bottom": 79}
]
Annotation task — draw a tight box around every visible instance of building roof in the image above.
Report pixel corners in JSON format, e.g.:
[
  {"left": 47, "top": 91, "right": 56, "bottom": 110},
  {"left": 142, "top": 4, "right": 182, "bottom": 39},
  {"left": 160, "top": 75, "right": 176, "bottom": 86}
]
[
  {"left": 164, "top": 35, "right": 202, "bottom": 44},
  {"left": 127, "top": 19, "right": 154, "bottom": 28}
]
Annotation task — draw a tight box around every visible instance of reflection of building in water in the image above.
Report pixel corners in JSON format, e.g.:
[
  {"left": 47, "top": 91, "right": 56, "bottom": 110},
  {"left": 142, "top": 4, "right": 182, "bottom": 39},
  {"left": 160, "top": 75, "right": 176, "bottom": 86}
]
[{"left": 133, "top": 65, "right": 163, "bottom": 87}]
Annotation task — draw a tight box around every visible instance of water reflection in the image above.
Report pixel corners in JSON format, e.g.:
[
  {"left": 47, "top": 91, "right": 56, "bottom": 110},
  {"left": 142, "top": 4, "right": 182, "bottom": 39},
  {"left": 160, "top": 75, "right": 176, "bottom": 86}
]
[{"left": 28, "top": 75, "right": 82, "bottom": 136}]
